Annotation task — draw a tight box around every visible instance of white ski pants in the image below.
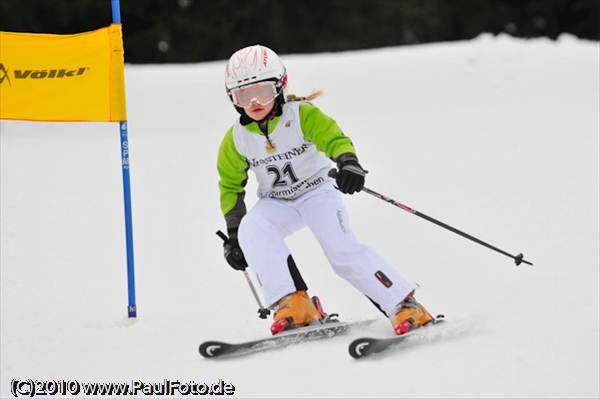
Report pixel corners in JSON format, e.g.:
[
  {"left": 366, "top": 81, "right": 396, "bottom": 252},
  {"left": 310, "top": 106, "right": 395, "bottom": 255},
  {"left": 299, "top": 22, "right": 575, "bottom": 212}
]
[{"left": 238, "top": 183, "right": 416, "bottom": 316}]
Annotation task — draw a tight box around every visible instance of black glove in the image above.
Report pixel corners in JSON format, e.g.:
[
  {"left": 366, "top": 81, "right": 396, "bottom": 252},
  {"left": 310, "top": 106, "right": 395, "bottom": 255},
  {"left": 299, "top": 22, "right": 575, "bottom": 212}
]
[
  {"left": 217, "top": 230, "right": 248, "bottom": 271},
  {"left": 335, "top": 153, "right": 367, "bottom": 194}
]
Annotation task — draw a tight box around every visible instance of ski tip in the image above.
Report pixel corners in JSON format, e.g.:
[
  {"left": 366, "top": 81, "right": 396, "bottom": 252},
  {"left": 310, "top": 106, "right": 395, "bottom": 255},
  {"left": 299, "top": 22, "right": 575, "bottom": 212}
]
[
  {"left": 348, "top": 337, "right": 377, "bottom": 359},
  {"left": 199, "top": 341, "right": 227, "bottom": 358}
]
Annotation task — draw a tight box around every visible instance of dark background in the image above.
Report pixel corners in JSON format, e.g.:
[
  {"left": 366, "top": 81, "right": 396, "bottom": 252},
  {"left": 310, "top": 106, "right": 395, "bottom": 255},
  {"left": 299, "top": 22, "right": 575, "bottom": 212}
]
[{"left": 1, "top": 0, "right": 598, "bottom": 63}]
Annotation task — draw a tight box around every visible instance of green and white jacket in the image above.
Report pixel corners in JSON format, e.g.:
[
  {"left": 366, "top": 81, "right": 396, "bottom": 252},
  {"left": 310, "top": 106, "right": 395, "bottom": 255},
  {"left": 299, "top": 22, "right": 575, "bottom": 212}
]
[{"left": 217, "top": 101, "right": 356, "bottom": 231}]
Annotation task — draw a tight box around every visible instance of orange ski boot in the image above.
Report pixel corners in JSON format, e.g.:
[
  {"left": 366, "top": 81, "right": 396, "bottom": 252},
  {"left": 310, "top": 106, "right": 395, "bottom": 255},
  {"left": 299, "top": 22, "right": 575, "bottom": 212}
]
[
  {"left": 390, "top": 292, "right": 434, "bottom": 335},
  {"left": 270, "top": 291, "right": 325, "bottom": 335}
]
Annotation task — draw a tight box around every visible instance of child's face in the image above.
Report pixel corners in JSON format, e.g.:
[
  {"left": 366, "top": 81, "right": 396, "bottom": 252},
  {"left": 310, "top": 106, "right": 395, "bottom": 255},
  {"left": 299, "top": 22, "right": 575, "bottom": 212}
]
[{"left": 244, "top": 100, "right": 275, "bottom": 121}]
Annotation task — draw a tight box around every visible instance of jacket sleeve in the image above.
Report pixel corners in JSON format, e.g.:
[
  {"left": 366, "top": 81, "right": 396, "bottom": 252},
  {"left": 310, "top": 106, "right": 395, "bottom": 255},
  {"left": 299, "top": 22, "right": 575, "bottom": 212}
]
[
  {"left": 217, "top": 127, "right": 249, "bottom": 233},
  {"left": 299, "top": 102, "right": 357, "bottom": 159}
]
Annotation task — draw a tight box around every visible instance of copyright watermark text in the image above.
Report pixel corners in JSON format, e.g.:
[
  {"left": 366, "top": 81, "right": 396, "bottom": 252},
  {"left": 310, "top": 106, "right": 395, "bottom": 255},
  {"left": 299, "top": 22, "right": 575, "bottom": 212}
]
[{"left": 10, "top": 378, "right": 236, "bottom": 397}]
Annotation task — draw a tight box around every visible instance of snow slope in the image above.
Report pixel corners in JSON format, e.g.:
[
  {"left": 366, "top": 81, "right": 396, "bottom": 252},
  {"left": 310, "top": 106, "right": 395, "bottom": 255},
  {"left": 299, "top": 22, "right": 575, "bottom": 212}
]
[{"left": 1, "top": 34, "right": 599, "bottom": 398}]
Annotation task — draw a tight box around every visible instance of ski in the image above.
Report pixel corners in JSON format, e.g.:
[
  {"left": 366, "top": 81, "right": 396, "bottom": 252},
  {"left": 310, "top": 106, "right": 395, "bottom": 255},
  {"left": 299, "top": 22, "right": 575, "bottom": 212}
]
[
  {"left": 199, "top": 318, "right": 375, "bottom": 359},
  {"left": 348, "top": 315, "right": 446, "bottom": 359}
]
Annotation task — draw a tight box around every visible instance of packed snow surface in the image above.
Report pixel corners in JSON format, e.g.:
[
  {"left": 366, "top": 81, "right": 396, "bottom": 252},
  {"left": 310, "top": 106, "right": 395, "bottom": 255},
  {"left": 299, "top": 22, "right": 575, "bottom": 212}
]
[{"left": 1, "top": 34, "right": 599, "bottom": 398}]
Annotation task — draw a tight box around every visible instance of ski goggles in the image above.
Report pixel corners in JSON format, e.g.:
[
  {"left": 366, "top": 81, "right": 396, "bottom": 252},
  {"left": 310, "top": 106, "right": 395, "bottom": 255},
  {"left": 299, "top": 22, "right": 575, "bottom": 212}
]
[{"left": 229, "top": 81, "right": 280, "bottom": 108}]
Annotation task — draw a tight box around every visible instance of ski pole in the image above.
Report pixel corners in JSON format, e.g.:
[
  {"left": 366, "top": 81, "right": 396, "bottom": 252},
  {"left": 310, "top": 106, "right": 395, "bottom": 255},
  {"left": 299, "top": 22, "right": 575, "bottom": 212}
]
[
  {"left": 241, "top": 269, "right": 271, "bottom": 319},
  {"left": 328, "top": 169, "right": 533, "bottom": 266},
  {"left": 216, "top": 230, "right": 271, "bottom": 318}
]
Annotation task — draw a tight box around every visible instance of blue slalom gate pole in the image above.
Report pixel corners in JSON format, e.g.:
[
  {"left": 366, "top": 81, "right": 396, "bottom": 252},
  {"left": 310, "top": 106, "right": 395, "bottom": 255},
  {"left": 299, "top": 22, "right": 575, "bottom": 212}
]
[
  {"left": 120, "top": 122, "right": 137, "bottom": 318},
  {"left": 111, "top": 0, "right": 137, "bottom": 318},
  {"left": 111, "top": 0, "right": 121, "bottom": 24}
]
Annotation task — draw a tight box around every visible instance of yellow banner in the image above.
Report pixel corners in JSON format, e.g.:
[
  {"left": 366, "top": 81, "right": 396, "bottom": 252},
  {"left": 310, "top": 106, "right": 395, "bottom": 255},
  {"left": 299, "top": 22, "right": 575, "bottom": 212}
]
[{"left": 0, "top": 24, "right": 127, "bottom": 122}]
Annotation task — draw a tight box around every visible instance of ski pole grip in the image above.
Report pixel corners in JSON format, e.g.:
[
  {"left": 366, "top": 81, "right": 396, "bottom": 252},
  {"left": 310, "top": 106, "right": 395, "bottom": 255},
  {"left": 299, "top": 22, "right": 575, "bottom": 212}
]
[{"left": 216, "top": 230, "right": 228, "bottom": 242}]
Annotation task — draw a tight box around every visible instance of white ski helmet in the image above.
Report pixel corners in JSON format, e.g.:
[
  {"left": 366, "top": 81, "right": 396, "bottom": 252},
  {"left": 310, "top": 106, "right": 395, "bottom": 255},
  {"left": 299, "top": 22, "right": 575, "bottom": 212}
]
[{"left": 224, "top": 45, "right": 287, "bottom": 100}]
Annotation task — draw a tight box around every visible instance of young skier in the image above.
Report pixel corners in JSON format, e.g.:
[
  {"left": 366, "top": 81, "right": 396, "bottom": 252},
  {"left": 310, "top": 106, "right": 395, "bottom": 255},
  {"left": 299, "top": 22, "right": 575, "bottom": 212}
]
[{"left": 217, "top": 44, "right": 433, "bottom": 336}]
